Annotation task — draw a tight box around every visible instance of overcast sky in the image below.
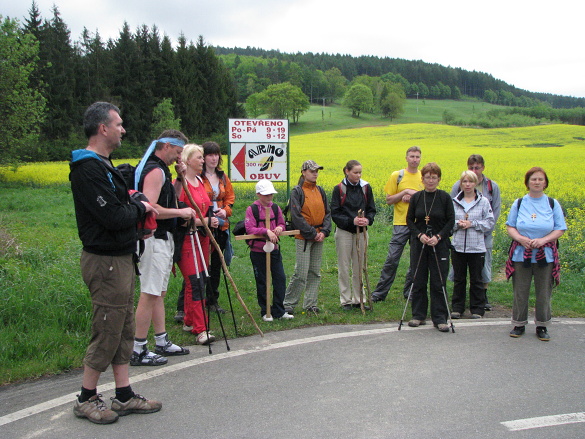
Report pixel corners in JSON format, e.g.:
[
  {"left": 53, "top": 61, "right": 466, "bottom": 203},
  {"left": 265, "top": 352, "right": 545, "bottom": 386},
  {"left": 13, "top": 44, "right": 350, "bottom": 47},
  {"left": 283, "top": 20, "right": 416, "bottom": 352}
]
[{"left": 3, "top": 0, "right": 584, "bottom": 98}]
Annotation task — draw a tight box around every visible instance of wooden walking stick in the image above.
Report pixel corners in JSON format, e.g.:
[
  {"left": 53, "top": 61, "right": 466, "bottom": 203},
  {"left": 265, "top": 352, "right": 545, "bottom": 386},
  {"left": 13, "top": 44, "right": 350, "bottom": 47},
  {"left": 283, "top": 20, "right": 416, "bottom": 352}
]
[
  {"left": 356, "top": 210, "right": 365, "bottom": 315},
  {"left": 235, "top": 212, "right": 299, "bottom": 319},
  {"left": 180, "top": 178, "right": 264, "bottom": 337},
  {"left": 360, "top": 212, "right": 373, "bottom": 310}
]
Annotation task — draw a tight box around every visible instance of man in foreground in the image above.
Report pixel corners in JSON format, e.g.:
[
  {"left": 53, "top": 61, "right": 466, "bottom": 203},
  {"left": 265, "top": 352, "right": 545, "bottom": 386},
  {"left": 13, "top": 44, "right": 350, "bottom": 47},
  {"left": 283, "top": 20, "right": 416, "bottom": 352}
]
[
  {"left": 371, "top": 146, "right": 423, "bottom": 302},
  {"left": 69, "top": 102, "right": 161, "bottom": 424}
]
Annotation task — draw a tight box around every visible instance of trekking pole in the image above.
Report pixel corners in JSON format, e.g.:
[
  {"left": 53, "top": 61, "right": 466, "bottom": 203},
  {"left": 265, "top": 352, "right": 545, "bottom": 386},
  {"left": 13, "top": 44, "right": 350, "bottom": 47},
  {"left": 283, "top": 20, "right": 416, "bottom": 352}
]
[
  {"left": 179, "top": 177, "right": 263, "bottom": 337},
  {"left": 264, "top": 206, "right": 273, "bottom": 320},
  {"left": 355, "top": 210, "right": 365, "bottom": 315},
  {"left": 398, "top": 242, "right": 425, "bottom": 330},
  {"left": 222, "top": 269, "right": 238, "bottom": 337},
  {"left": 433, "top": 245, "right": 455, "bottom": 333},
  {"left": 189, "top": 228, "right": 212, "bottom": 354}
]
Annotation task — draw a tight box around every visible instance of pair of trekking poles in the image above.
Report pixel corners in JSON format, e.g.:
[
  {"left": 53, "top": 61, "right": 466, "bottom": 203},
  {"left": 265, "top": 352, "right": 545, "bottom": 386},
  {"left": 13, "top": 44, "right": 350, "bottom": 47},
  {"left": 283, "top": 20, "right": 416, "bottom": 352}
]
[
  {"left": 179, "top": 179, "right": 265, "bottom": 356},
  {"left": 398, "top": 237, "right": 455, "bottom": 333}
]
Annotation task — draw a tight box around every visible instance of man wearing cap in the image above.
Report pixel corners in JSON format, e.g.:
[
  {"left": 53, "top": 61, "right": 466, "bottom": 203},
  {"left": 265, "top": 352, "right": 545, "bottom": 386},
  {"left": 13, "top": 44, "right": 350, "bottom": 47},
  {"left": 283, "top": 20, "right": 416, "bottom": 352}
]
[
  {"left": 283, "top": 160, "right": 332, "bottom": 315},
  {"left": 245, "top": 179, "right": 292, "bottom": 321},
  {"left": 371, "top": 146, "right": 423, "bottom": 302},
  {"left": 131, "top": 130, "right": 194, "bottom": 366}
]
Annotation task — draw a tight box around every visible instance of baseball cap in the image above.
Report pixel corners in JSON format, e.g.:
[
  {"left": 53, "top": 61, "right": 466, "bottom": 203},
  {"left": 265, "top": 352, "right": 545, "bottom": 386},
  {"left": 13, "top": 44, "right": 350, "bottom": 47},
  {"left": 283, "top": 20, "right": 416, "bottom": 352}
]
[
  {"left": 301, "top": 160, "right": 323, "bottom": 172},
  {"left": 255, "top": 179, "right": 277, "bottom": 195}
]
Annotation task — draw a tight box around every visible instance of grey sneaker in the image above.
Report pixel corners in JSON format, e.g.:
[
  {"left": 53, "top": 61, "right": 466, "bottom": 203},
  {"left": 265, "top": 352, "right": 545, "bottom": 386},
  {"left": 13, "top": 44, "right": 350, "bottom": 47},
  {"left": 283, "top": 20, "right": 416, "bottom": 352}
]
[
  {"left": 74, "top": 394, "right": 119, "bottom": 424},
  {"left": 110, "top": 394, "right": 162, "bottom": 416}
]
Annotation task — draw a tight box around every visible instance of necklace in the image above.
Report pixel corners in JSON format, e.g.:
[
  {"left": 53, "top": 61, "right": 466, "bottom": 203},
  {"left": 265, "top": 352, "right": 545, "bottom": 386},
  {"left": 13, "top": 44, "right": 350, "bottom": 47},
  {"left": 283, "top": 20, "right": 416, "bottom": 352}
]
[{"left": 424, "top": 191, "right": 437, "bottom": 225}]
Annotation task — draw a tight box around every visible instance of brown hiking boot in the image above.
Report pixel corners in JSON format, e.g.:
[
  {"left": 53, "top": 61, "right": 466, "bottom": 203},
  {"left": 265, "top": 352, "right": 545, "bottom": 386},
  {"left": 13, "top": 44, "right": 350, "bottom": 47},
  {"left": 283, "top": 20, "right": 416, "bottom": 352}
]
[
  {"left": 110, "top": 394, "right": 162, "bottom": 416},
  {"left": 73, "top": 394, "right": 119, "bottom": 424}
]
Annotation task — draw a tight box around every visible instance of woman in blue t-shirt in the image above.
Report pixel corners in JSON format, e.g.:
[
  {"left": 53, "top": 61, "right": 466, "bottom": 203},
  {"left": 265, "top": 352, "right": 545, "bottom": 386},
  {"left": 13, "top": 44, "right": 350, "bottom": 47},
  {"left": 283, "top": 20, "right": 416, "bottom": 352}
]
[{"left": 505, "top": 167, "right": 566, "bottom": 341}]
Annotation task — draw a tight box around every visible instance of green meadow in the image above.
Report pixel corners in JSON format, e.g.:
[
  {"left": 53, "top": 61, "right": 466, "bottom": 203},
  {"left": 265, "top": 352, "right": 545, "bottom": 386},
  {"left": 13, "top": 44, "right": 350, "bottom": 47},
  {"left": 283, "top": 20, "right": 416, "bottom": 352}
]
[{"left": 1, "top": 110, "right": 584, "bottom": 385}]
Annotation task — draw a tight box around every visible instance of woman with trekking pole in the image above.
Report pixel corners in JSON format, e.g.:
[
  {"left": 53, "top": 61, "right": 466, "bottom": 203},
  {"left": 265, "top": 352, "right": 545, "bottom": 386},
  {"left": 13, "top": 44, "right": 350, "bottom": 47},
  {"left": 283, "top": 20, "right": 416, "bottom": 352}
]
[
  {"left": 505, "top": 167, "right": 566, "bottom": 341},
  {"left": 201, "top": 141, "right": 236, "bottom": 315},
  {"left": 330, "top": 160, "right": 376, "bottom": 311},
  {"left": 450, "top": 170, "right": 494, "bottom": 319},
  {"left": 406, "top": 163, "right": 455, "bottom": 332},
  {"left": 175, "top": 144, "right": 219, "bottom": 345}
]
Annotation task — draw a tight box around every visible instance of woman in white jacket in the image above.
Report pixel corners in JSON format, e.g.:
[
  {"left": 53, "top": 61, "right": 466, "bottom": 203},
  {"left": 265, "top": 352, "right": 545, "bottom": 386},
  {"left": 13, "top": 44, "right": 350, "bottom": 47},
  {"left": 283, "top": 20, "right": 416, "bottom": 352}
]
[{"left": 451, "top": 170, "right": 495, "bottom": 319}]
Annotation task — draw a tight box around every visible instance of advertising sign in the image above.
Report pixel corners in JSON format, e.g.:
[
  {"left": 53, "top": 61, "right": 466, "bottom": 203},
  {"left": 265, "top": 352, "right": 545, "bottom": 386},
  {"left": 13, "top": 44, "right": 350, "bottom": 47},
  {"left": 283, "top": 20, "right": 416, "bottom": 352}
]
[
  {"left": 229, "top": 142, "right": 287, "bottom": 182},
  {"left": 228, "top": 119, "right": 289, "bottom": 183}
]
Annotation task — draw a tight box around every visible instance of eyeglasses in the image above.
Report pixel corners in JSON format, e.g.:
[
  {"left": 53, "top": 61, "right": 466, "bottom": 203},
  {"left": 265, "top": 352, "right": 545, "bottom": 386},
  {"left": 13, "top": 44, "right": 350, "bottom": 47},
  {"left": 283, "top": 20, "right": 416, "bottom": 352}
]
[{"left": 423, "top": 175, "right": 439, "bottom": 181}]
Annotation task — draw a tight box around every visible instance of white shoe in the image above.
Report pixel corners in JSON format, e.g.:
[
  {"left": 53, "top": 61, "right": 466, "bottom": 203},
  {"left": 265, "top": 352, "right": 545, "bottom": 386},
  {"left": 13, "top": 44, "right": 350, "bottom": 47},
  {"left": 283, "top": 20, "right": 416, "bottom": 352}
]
[
  {"left": 280, "top": 312, "right": 294, "bottom": 319},
  {"left": 196, "top": 332, "right": 215, "bottom": 345},
  {"left": 182, "top": 324, "right": 193, "bottom": 332},
  {"left": 262, "top": 315, "right": 274, "bottom": 322}
]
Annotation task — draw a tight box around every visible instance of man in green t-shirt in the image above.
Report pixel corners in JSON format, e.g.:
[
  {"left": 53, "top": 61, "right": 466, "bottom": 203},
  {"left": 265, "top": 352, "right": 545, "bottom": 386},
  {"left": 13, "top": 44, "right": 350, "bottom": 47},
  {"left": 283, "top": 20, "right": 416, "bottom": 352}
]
[{"left": 372, "top": 146, "right": 423, "bottom": 302}]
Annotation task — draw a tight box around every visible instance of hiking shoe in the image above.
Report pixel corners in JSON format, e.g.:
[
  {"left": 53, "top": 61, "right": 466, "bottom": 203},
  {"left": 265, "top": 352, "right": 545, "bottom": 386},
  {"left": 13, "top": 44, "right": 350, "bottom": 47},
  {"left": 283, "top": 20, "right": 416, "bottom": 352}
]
[
  {"left": 435, "top": 323, "right": 450, "bottom": 332},
  {"left": 342, "top": 304, "right": 353, "bottom": 311},
  {"left": 196, "top": 332, "right": 216, "bottom": 345},
  {"left": 208, "top": 304, "right": 227, "bottom": 314},
  {"left": 371, "top": 295, "right": 384, "bottom": 303},
  {"left": 450, "top": 312, "right": 461, "bottom": 319},
  {"left": 536, "top": 326, "right": 550, "bottom": 341},
  {"left": 509, "top": 326, "right": 525, "bottom": 338},
  {"left": 484, "top": 302, "right": 493, "bottom": 311},
  {"left": 174, "top": 311, "right": 184, "bottom": 322},
  {"left": 183, "top": 324, "right": 194, "bottom": 332},
  {"left": 279, "top": 312, "right": 294, "bottom": 319},
  {"left": 74, "top": 394, "right": 119, "bottom": 424},
  {"left": 262, "top": 314, "right": 274, "bottom": 322},
  {"left": 154, "top": 335, "right": 190, "bottom": 356},
  {"left": 130, "top": 346, "right": 168, "bottom": 366},
  {"left": 352, "top": 303, "right": 371, "bottom": 311},
  {"left": 284, "top": 306, "right": 294, "bottom": 315},
  {"left": 305, "top": 306, "right": 320, "bottom": 314},
  {"left": 110, "top": 394, "right": 162, "bottom": 416},
  {"left": 470, "top": 314, "right": 482, "bottom": 319},
  {"left": 408, "top": 319, "right": 426, "bottom": 327}
]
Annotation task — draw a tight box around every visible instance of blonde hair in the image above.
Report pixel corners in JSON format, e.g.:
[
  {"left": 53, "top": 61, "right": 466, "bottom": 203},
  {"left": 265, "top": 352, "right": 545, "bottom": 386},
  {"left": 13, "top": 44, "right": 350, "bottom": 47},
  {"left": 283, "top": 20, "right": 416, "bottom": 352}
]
[
  {"left": 460, "top": 170, "right": 478, "bottom": 184},
  {"left": 181, "top": 143, "right": 203, "bottom": 163}
]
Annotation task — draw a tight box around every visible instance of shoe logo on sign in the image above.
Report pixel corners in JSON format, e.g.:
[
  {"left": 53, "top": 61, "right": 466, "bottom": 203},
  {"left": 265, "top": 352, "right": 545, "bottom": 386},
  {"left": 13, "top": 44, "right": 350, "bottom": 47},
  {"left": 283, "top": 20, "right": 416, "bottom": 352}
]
[{"left": 259, "top": 156, "right": 274, "bottom": 172}]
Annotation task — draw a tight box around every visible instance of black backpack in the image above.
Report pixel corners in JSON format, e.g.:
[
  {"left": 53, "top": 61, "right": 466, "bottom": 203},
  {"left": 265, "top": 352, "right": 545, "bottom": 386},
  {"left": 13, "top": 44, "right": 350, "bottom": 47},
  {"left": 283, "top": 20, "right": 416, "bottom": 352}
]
[{"left": 233, "top": 203, "right": 279, "bottom": 245}]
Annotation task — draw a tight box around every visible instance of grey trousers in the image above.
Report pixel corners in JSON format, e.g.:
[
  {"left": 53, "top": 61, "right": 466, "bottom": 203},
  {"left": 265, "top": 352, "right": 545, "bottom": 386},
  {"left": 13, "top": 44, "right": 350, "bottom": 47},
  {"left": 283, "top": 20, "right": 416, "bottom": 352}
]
[
  {"left": 372, "top": 225, "right": 412, "bottom": 300},
  {"left": 511, "top": 262, "right": 553, "bottom": 326},
  {"left": 284, "top": 239, "right": 324, "bottom": 309}
]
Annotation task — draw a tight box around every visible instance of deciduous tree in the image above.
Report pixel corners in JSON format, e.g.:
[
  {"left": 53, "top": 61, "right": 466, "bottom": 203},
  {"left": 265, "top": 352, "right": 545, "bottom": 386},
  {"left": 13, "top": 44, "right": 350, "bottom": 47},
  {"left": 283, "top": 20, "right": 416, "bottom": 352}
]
[{"left": 0, "top": 16, "right": 46, "bottom": 163}]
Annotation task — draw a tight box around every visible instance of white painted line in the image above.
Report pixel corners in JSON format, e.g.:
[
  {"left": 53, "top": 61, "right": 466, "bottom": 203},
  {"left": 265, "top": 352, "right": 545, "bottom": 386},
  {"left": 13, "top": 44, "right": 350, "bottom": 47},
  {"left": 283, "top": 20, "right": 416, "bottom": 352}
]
[
  {"left": 502, "top": 412, "right": 585, "bottom": 431},
  {"left": 1, "top": 318, "right": 583, "bottom": 427}
]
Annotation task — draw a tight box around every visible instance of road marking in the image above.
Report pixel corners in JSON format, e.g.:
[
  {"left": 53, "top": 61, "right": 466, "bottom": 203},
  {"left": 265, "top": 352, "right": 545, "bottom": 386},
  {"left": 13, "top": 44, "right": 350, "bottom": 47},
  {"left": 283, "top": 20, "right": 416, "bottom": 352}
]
[
  {"left": 502, "top": 412, "right": 585, "bottom": 431},
  {"left": 1, "top": 319, "right": 583, "bottom": 427}
]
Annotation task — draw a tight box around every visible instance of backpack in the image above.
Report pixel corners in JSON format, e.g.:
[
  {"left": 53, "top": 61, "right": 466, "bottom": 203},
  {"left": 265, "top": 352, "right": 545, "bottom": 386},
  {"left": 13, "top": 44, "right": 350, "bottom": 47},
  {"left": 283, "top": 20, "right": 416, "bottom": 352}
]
[
  {"left": 233, "top": 203, "right": 280, "bottom": 246},
  {"left": 282, "top": 185, "right": 328, "bottom": 231},
  {"left": 337, "top": 181, "right": 368, "bottom": 206},
  {"left": 116, "top": 162, "right": 138, "bottom": 190}
]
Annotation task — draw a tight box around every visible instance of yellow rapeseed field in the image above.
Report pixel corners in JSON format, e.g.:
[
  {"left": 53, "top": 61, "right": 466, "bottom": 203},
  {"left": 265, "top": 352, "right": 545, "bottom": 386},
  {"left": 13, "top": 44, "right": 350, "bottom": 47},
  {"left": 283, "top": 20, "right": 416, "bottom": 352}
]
[{"left": 2, "top": 123, "right": 583, "bottom": 206}]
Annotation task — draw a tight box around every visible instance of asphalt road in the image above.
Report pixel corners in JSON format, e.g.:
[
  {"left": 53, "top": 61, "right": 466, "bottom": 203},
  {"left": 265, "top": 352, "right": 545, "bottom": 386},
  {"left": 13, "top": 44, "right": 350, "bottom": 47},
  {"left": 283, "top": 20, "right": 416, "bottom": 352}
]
[{"left": 1, "top": 318, "right": 584, "bottom": 438}]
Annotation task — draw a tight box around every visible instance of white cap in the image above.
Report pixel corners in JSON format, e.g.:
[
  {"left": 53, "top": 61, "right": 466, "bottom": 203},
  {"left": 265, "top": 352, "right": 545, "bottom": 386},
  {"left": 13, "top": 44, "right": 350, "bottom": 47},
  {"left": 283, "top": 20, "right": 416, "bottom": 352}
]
[{"left": 255, "top": 179, "right": 277, "bottom": 195}]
